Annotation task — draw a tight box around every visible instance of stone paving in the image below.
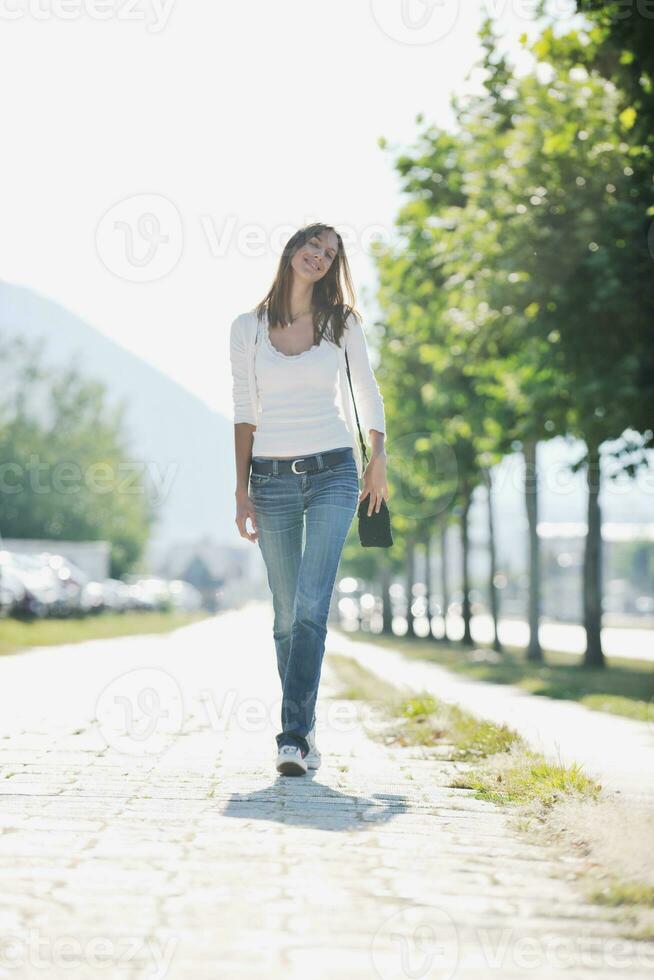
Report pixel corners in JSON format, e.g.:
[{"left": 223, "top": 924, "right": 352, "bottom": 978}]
[{"left": 0, "top": 606, "right": 653, "bottom": 979}]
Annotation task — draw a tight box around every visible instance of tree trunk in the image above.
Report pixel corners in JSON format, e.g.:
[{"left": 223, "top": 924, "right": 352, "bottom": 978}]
[
  {"left": 379, "top": 557, "right": 393, "bottom": 636},
  {"left": 524, "top": 438, "right": 543, "bottom": 662},
  {"left": 484, "top": 466, "right": 503, "bottom": 654},
  {"left": 424, "top": 531, "right": 436, "bottom": 641},
  {"left": 460, "top": 490, "right": 473, "bottom": 646},
  {"left": 406, "top": 538, "right": 416, "bottom": 638},
  {"left": 440, "top": 520, "right": 450, "bottom": 643},
  {"left": 583, "top": 439, "right": 605, "bottom": 667}
]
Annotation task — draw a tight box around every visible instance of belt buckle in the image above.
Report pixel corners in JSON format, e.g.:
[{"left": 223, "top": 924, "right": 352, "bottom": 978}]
[{"left": 291, "top": 457, "right": 306, "bottom": 474}]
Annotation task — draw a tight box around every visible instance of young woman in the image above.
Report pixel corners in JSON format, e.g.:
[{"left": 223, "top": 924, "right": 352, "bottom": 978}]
[{"left": 229, "top": 223, "right": 389, "bottom": 777}]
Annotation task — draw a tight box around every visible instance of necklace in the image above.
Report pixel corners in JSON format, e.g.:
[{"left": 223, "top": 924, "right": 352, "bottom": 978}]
[{"left": 288, "top": 308, "right": 313, "bottom": 325}]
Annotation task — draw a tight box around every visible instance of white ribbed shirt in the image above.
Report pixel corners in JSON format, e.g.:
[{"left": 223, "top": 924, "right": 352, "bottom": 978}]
[
  {"left": 252, "top": 322, "right": 354, "bottom": 456},
  {"left": 229, "top": 308, "right": 386, "bottom": 476}
]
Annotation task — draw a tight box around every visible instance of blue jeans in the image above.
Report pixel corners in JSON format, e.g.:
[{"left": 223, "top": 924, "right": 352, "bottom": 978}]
[{"left": 249, "top": 447, "right": 359, "bottom": 754}]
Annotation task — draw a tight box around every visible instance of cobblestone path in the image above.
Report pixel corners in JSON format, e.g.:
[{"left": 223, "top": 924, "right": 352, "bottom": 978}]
[{"left": 0, "top": 607, "right": 652, "bottom": 979}]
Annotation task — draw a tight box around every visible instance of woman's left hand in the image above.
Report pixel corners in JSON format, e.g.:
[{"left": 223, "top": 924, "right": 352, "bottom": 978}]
[{"left": 359, "top": 451, "right": 390, "bottom": 516}]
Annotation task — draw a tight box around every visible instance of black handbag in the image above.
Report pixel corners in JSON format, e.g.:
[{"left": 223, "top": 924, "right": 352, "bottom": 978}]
[{"left": 344, "top": 347, "right": 393, "bottom": 548}]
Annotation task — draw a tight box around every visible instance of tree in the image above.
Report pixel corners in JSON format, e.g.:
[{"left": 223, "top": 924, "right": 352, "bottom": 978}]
[
  {"left": 0, "top": 335, "right": 155, "bottom": 576},
  {"left": 373, "top": 14, "right": 654, "bottom": 669}
]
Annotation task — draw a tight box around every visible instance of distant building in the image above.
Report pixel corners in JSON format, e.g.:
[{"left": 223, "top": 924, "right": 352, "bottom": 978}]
[{"left": 149, "top": 535, "right": 256, "bottom": 610}]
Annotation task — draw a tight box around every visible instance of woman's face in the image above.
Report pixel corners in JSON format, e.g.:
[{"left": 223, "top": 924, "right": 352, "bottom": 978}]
[{"left": 290, "top": 229, "right": 339, "bottom": 283}]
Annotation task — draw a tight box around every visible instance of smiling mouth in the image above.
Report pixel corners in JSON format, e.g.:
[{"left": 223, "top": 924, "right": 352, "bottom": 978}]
[{"left": 304, "top": 255, "right": 321, "bottom": 272}]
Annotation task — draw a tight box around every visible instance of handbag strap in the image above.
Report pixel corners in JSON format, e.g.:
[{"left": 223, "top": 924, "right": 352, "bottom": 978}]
[{"left": 344, "top": 346, "right": 369, "bottom": 469}]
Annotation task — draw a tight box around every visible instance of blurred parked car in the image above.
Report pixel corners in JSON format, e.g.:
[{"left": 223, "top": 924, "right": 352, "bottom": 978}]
[
  {"left": 0, "top": 551, "right": 205, "bottom": 621},
  {"left": 0, "top": 550, "right": 60, "bottom": 618},
  {"left": 0, "top": 561, "right": 28, "bottom": 617},
  {"left": 167, "top": 579, "right": 203, "bottom": 612},
  {"left": 95, "top": 578, "right": 132, "bottom": 613},
  {"left": 38, "top": 552, "right": 90, "bottom": 617}
]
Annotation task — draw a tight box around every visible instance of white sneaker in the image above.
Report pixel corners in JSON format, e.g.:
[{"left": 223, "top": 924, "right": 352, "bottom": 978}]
[
  {"left": 276, "top": 744, "right": 308, "bottom": 776},
  {"left": 306, "top": 725, "right": 321, "bottom": 770}
]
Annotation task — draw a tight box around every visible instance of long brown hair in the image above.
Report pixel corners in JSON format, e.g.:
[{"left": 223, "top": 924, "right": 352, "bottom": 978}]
[{"left": 254, "top": 222, "right": 361, "bottom": 348}]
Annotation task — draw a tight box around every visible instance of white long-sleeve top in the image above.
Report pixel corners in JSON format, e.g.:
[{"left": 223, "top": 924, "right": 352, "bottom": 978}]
[{"left": 229, "top": 308, "right": 386, "bottom": 478}]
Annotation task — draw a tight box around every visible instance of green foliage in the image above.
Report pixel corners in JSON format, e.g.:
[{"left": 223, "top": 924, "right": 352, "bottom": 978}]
[
  {"left": 454, "top": 753, "right": 602, "bottom": 807},
  {"left": 571, "top": 1, "right": 654, "bottom": 151},
  {"left": 588, "top": 878, "right": 654, "bottom": 908},
  {"left": 368, "top": 11, "right": 653, "bottom": 582},
  {"left": 0, "top": 335, "right": 155, "bottom": 576}
]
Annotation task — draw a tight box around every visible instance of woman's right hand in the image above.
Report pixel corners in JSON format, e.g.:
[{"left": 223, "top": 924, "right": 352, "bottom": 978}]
[{"left": 235, "top": 489, "right": 258, "bottom": 543}]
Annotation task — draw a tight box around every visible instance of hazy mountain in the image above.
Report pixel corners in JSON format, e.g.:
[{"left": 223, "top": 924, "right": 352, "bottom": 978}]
[{"left": 0, "top": 281, "right": 238, "bottom": 559}]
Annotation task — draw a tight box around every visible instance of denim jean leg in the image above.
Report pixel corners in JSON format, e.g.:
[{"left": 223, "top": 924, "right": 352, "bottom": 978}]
[
  {"left": 250, "top": 474, "right": 304, "bottom": 723},
  {"left": 280, "top": 467, "right": 359, "bottom": 749},
  {"left": 270, "top": 554, "right": 302, "bottom": 690},
  {"left": 268, "top": 532, "right": 302, "bottom": 689}
]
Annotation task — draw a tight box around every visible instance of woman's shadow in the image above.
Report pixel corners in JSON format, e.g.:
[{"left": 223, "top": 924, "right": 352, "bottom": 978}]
[{"left": 220, "top": 778, "right": 410, "bottom": 832}]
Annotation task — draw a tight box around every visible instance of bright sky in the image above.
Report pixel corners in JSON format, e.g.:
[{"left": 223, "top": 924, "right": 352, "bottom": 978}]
[{"left": 0, "top": 0, "right": 575, "bottom": 418}]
